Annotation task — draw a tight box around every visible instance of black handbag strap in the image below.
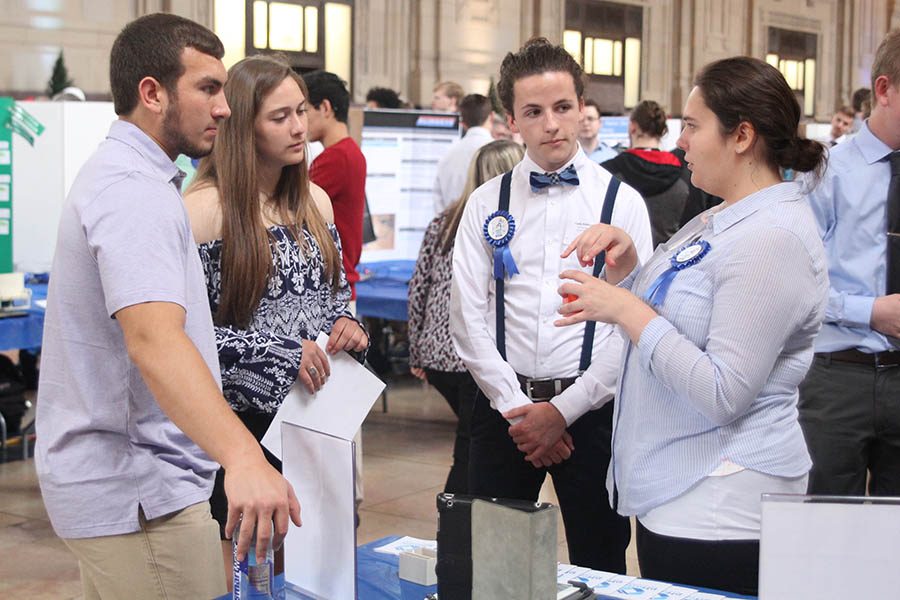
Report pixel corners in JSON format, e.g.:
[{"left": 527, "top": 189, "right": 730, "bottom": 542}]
[{"left": 494, "top": 171, "right": 620, "bottom": 374}]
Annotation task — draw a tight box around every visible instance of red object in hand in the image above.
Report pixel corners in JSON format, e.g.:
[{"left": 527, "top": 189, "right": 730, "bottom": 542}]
[{"left": 564, "top": 294, "right": 578, "bottom": 304}]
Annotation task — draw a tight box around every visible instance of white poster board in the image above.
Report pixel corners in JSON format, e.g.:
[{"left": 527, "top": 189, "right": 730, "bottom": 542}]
[
  {"left": 759, "top": 494, "right": 900, "bottom": 599},
  {"left": 360, "top": 109, "right": 460, "bottom": 262},
  {"left": 11, "top": 101, "right": 116, "bottom": 273},
  {"left": 282, "top": 423, "right": 356, "bottom": 600}
]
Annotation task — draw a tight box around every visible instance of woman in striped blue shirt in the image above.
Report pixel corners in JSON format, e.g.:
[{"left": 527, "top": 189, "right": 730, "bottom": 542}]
[{"left": 556, "top": 57, "right": 828, "bottom": 595}]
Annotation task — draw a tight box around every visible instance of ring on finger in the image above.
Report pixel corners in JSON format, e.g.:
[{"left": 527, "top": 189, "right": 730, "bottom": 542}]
[{"left": 307, "top": 365, "right": 318, "bottom": 379}]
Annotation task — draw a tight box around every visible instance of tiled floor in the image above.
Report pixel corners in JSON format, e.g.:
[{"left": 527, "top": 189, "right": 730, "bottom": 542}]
[{"left": 0, "top": 377, "right": 638, "bottom": 598}]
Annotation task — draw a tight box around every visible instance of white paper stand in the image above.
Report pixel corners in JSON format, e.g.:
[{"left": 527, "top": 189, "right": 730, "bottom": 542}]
[
  {"left": 264, "top": 333, "right": 385, "bottom": 599},
  {"left": 281, "top": 423, "right": 356, "bottom": 600}
]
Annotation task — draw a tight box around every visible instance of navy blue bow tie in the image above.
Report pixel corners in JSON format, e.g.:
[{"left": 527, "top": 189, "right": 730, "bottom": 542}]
[{"left": 529, "top": 164, "right": 580, "bottom": 193}]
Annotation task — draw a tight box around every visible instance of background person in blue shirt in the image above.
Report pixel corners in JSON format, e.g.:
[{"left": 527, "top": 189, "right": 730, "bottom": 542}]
[
  {"left": 556, "top": 57, "right": 828, "bottom": 596},
  {"left": 800, "top": 29, "right": 900, "bottom": 497},
  {"left": 578, "top": 99, "right": 618, "bottom": 163}
]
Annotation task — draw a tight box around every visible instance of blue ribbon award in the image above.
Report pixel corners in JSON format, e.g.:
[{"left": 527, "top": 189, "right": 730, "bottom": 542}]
[
  {"left": 483, "top": 210, "right": 519, "bottom": 280},
  {"left": 642, "top": 240, "right": 711, "bottom": 307}
]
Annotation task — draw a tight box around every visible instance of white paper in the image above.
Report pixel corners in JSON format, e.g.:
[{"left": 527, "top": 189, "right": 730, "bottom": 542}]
[
  {"left": 373, "top": 536, "right": 437, "bottom": 556},
  {"left": 281, "top": 422, "right": 356, "bottom": 600},
  {"left": 603, "top": 578, "right": 673, "bottom": 599},
  {"left": 557, "top": 564, "right": 591, "bottom": 581},
  {"left": 648, "top": 585, "right": 699, "bottom": 599},
  {"left": 592, "top": 574, "right": 635, "bottom": 592},
  {"left": 262, "top": 332, "right": 385, "bottom": 458},
  {"left": 681, "top": 594, "right": 724, "bottom": 600}
]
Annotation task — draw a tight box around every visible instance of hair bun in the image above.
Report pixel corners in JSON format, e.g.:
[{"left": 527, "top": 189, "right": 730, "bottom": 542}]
[{"left": 775, "top": 136, "right": 825, "bottom": 173}]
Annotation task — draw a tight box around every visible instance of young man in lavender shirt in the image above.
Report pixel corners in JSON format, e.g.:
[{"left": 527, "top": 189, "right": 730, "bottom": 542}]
[{"left": 35, "top": 14, "right": 300, "bottom": 598}]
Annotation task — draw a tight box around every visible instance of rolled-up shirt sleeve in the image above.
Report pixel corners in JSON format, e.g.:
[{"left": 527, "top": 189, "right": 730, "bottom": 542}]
[{"left": 806, "top": 166, "right": 875, "bottom": 329}]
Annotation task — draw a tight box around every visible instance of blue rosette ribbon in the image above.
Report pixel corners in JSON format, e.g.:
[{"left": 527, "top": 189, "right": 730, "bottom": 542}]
[
  {"left": 642, "top": 240, "right": 711, "bottom": 307},
  {"left": 483, "top": 210, "right": 519, "bottom": 280}
]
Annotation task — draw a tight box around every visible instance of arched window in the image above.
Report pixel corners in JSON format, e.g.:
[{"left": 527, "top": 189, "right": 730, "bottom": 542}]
[
  {"left": 214, "top": 0, "right": 353, "bottom": 85},
  {"left": 563, "top": 0, "right": 642, "bottom": 113},
  {"left": 766, "top": 27, "right": 817, "bottom": 117}
]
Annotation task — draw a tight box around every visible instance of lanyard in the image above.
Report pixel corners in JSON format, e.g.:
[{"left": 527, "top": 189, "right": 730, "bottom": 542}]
[{"left": 494, "top": 171, "right": 620, "bottom": 374}]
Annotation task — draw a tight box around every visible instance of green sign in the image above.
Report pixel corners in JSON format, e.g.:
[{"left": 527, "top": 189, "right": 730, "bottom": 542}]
[{"left": 0, "top": 98, "right": 45, "bottom": 273}]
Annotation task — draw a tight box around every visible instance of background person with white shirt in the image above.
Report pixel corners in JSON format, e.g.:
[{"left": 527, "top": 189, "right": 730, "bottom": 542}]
[
  {"left": 557, "top": 57, "right": 828, "bottom": 596},
  {"left": 450, "top": 38, "right": 652, "bottom": 573},
  {"left": 433, "top": 93, "right": 495, "bottom": 214}
]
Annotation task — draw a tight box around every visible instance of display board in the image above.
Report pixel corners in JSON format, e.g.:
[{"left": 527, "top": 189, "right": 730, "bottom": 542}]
[
  {"left": 0, "top": 98, "right": 13, "bottom": 273},
  {"left": 360, "top": 109, "right": 460, "bottom": 262},
  {"left": 0, "top": 99, "right": 46, "bottom": 273},
  {"left": 599, "top": 116, "right": 630, "bottom": 149},
  {"left": 599, "top": 116, "right": 683, "bottom": 152},
  {"left": 11, "top": 101, "right": 116, "bottom": 273}
]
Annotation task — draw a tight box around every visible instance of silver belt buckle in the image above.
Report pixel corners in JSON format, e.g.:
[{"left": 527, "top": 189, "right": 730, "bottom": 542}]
[{"left": 524, "top": 377, "right": 555, "bottom": 400}]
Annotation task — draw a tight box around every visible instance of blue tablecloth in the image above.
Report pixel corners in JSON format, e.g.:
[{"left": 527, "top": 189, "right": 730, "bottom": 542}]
[
  {"left": 355, "top": 260, "right": 415, "bottom": 322},
  {"left": 219, "top": 535, "right": 756, "bottom": 599},
  {"left": 218, "top": 535, "right": 434, "bottom": 600},
  {"left": 0, "top": 281, "right": 46, "bottom": 352}
]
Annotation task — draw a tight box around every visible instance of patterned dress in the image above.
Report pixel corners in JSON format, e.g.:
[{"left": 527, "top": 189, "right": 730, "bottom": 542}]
[{"left": 198, "top": 223, "right": 361, "bottom": 414}]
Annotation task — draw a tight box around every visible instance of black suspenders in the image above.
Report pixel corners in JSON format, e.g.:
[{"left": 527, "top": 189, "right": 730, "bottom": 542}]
[{"left": 494, "top": 171, "right": 621, "bottom": 372}]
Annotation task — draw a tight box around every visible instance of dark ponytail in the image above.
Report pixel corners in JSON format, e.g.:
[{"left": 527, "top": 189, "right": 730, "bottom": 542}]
[{"left": 694, "top": 57, "right": 826, "bottom": 177}]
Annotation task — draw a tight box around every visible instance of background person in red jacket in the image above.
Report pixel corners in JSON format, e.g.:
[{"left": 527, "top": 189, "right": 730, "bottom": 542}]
[{"left": 304, "top": 70, "right": 367, "bottom": 299}]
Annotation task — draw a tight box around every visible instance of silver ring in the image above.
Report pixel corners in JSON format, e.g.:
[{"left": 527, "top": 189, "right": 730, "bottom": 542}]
[{"left": 307, "top": 366, "right": 319, "bottom": 378}]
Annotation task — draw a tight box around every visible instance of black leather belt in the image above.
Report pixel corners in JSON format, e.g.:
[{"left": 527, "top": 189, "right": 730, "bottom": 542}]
[
  {"left": 816, "top": 349, "right": 900, "bottom": 368},
  {"left": 516, "top": 373, "right": 577, "bottom": 400}
]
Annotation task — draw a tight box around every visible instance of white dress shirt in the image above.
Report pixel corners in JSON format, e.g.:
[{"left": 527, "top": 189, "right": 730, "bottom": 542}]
[
  {"left": 450, "top": 148, "right": 653, "bottom": 425},
  {"left": 433, "top": 126, "right": 494, "bottom": 214}
]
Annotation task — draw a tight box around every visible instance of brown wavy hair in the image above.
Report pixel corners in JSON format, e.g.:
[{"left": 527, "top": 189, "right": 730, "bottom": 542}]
[
  {"left": 189, "top": 54, "right": 341, "bottom": 328},
  {"left": 497, "top": 37, "right": 585, "bottom": 117}
]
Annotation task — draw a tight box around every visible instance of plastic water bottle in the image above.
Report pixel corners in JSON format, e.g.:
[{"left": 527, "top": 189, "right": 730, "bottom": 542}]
[{"left": 232, "top": 519, "right": 278, "bottom": 599}]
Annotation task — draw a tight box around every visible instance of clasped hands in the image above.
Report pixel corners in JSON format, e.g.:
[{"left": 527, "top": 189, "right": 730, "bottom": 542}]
[
  {"left": 500, "top": 225, "right": 644, "bottom": 468},
  {"left": 504, "top": 402, "right": 573, "bottom": 468},
  {"left": 298, "top": 317, "right": 368, "bottom": 393}
]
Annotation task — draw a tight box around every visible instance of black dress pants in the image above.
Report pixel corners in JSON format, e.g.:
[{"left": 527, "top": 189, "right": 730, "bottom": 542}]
[
  {"left": 424, "top": 369, "right": 478, "bottom": 494},
  {"left": 799, "top": 355, "right": 900, "bottom": 495},
  {"left": 636, "top": 521, "right": 759, "bottom": 596},
  {"left": 468, "top": 390, "right": 630, "bottom": 572}
]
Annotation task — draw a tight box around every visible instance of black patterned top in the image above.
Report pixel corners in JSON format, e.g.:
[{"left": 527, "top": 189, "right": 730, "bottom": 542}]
[
  {"left": 408, "top": 213, "right": 467, "bottom": 372},
  {"left": 199, "top": 223, "right": 361, "bottom": 413}
]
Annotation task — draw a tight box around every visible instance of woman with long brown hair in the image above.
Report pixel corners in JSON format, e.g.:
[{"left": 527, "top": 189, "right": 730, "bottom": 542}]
[{"left": 184, "top": 53, "right": 367, "bottom": 586}]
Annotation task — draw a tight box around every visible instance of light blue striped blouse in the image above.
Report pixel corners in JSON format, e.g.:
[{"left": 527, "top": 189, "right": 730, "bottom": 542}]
[{"left": 609, "top": 181, "right": 829, "bottom": 516}]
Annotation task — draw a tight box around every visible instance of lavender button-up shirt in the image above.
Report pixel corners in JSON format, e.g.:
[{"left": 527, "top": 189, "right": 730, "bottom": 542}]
[{"left": 35, "top": 120, "right": 221, "bottom": 539}]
